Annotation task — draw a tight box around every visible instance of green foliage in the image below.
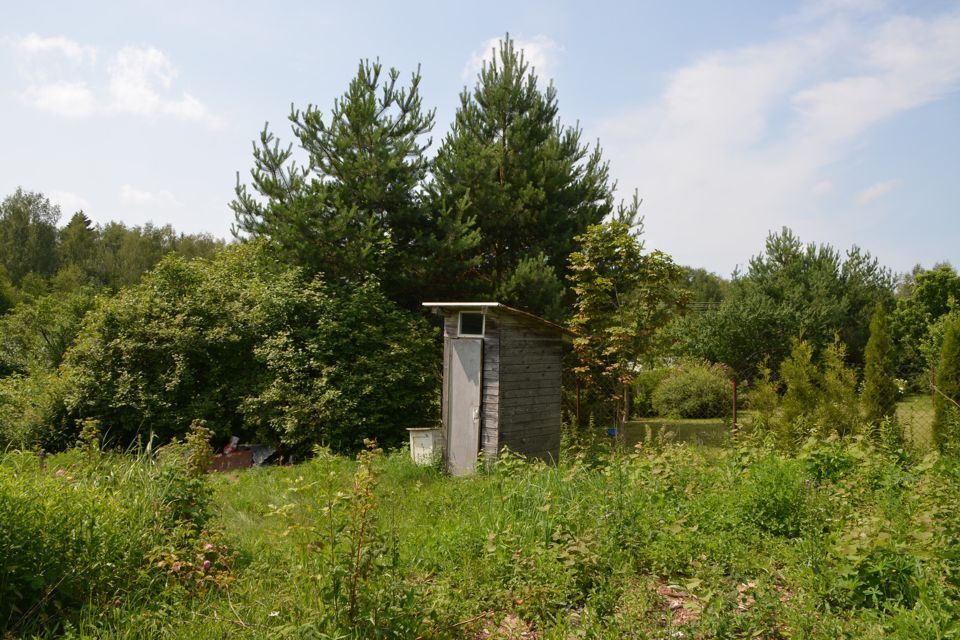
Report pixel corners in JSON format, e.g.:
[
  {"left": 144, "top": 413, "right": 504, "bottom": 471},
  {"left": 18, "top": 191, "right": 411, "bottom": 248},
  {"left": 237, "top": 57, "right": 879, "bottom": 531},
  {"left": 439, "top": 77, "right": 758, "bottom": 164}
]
[
  {"left": 762, "top": 338, "right": 864, "bottom": 448},
  {"left": 891, "top": 263, "right": 960, "bottom": 388},
  {"left": 57, "top": 212, "right": 98, "bottom": 278},
  {"left": 0, "top": 370, "right": 71, "bottom": 451},
  {"left": 862, "top": 303, "right": 899, "bottom": 424},
  {"left": 0, "top": 447, "right": 214, "bottom": 634},
  {"left": 0, "top": 267, "right": 16, "bottom": 318},
  {"left": 632, "top": 367, "right": 672, "bottom": 417},
  {"left": 87, "top": 221, "right": 223, "bottom": 291},
  {"left": 568, "top": 217, "right": 686, "bottom": 424},
  {"left": 779, "top": 339, "right": 820, "bottom": 442},
  {"left": 739, "top": 455, "right": 809, "bottom": 537},
  {"left": 232, "top": 60, "right": 472, "bottom": 309},
  {"left": 241, "top": 279, "right": 438, "bottom": 451},
  {"left": 651, "top": 361, "right": 733, "bottom": 419},
  {"left": 0, "top": 190, "right": 220, "bottom": 299},
  {"left": 0, "top": 188, "right": 60, "bottom": 286},
  {"left": 495, "top": 252, "right": 565, "bottom": 322},
  {"left": 933, "top": 314, "right": 960, "bottom": 450},
  {"left": 745, "top": 361, "right": 780, "bottom": 435},
  {"left": 816, "top": 337, "right": 861, "bottom": 439},
  {"left": 432, "top": 35, "right": 619, "bottom": 315},
  {"left": 4, "top": 427, "right": 960, "bottom": 638},
  {"left": 679, "top": 266, "right": 729, "bottom": 304},
  {"left": 669, "top": 228, "right": 893, "bottom": 380},
  {"left": 61, "top": 243, "right": 437, "bottom": 452},
  {"left": 0, "top": 287, "right": 95, "bottom": 374}
]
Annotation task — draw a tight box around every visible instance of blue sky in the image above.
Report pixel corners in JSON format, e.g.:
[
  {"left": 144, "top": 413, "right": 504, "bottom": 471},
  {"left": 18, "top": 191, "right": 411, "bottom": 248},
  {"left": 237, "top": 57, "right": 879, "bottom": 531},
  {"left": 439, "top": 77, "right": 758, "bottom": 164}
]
[{"left": 2, "top": 0, "right": 958, "bottom": 276}]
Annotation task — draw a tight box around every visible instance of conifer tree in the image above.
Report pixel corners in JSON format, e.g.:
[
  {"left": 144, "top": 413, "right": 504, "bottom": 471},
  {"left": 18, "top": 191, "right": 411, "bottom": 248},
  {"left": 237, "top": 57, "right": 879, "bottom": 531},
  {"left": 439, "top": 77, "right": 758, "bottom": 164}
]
[
  {"left": 933, "top": 315, "right": 960, "bottom": 449},
  {"left": 58, "top": 211, "right": 98, "bottom": 277},
  {"left": 862, "top": 303, "right": 898, "bottom": 425},
  {"left": 433, "top": 35, "right": 623, "bottom": 316},
  {"left": 779, "top": 339, "right": 818, "bottom": 445},
  {"left": 817, "top": 336, "right": 860, "bottom": 438},
  {"left": 233, "top": 60, "right": 476, "bottom": 307}
]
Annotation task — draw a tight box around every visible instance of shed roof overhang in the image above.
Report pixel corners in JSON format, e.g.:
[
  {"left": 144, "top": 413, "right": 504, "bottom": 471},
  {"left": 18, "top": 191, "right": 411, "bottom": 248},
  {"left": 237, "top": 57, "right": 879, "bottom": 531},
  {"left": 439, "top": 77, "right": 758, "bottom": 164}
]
[{"left": 422, "top": 301, "right": 575, "bottom": 342}]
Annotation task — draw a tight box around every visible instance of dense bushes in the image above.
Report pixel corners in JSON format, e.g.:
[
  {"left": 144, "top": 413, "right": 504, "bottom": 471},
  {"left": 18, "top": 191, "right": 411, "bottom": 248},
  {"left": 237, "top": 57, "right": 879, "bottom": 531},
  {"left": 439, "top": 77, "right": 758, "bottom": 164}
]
[
  {"left": 651, "top": 361, "right": 732, "bottom": 419},
  {"left": 0, "top": 441, "right": 216, "bottom": 634},
  {"left": 57, "top": 243, "right": 438, "bottom": 452}
]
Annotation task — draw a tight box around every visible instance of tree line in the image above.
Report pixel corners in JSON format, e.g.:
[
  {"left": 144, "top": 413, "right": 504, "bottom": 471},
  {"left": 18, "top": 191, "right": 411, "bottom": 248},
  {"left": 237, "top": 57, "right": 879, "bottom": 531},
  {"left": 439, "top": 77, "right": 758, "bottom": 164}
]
[{"left": 0, "top": 35, "right": 957, "bottom": 454}]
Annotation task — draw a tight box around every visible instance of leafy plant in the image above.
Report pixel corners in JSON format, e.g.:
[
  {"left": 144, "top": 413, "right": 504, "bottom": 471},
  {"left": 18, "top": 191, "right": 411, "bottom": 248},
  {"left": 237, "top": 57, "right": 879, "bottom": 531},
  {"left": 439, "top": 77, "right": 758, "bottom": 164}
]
[
  {"left": 739, "top": 455, "right": 809, "bottom": 537},
  {"left": 651, "top": 361, "right": 732, "bottom": 419}
]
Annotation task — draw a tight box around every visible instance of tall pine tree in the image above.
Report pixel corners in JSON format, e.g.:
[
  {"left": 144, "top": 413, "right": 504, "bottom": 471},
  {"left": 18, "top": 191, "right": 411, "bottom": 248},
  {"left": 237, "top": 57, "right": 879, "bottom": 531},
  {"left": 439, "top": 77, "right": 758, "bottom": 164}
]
[
  {"left": 862, "top": 303, "right": 898, "bottom": 425},
  {"left": 233, "top": 60, "right": 477, "bottom": 307},
  {"left": 58, "top": 211, "right": 98, "bottom": 277},
  {"left": 432, "top": 35, "right": 623, "bottom": 317}
]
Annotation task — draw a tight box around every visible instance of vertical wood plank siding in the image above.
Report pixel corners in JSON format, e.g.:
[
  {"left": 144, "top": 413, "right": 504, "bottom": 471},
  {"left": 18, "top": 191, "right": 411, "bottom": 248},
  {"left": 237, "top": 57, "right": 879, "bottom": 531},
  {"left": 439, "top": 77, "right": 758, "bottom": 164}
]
[
  {"left": 495, "top": 315, "right": 562, "bottom": 462},
  {"left": 481, "top": 317, "right": 500, "bottom": 458}
]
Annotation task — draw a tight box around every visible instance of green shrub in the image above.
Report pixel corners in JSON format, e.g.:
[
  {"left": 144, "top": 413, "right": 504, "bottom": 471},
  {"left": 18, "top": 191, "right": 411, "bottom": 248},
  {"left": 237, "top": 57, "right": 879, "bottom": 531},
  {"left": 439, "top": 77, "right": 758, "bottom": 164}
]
[
  {"left": 739, "top": 455, "right": 809, "bottom": 537},
  {"left": 798, "top": 436, "right": 858, "bottom": 483},
  {"left": 862, "top": 303, "right": 898, "bottom": 425},
  {"left": 0, "top": 447, "right": 212, "bottom": 634},
  {"left": 0, "top": 370, "right": 71, "bottom": 451},
  {"left": 933, "top": 314, "right": 960, "bottom": 450},
  {"left": 61, "top": 243, "right": 438, "bottom": 453},
  {"left": 651, "top": 361, "right": 732, "bottom": 419},
  {"left": 632, "top": 367, "right": 670, "bottom": 417}
]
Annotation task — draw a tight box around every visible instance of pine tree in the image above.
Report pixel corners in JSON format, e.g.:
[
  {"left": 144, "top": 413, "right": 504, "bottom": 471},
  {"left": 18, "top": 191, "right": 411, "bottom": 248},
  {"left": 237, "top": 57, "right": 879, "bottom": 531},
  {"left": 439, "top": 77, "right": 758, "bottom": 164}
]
[
  {"left": 817, "top": 336, "right": 860, "bottom": 438},
  {"left": 779, "top": 339, "right": 819, "bottom": 445},
  {"left": 862, "top": 303, "right": 898, "bottom": 425},
  {"left": 232, "top": 60, "right": 475, "bottom": 307},
  {"left": 433, "top": 35, "right": 621, "bottom": 317},
  {"left": 933, "top": 315, "right": 960, "bottom": 450},
  {"left": 58, "top": 211, "right": 98, "bottom": 277}
]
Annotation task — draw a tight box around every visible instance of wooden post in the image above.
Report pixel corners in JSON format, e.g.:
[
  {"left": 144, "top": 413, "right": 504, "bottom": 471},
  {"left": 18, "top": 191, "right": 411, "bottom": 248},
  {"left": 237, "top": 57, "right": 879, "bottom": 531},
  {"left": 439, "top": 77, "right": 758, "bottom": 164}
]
[
  {"left": 731, "top": 377, "right": 738, "bottom": 436},
  {"left": 575, "top": 379, "right": 582, "bottom": 427}
]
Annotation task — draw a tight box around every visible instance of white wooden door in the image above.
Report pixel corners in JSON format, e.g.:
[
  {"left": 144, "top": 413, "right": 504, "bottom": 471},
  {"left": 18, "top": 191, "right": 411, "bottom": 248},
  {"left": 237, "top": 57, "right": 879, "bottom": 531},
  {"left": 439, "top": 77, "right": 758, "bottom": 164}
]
[{"left": 446, "top": 338, "right": 482, "bottom": 475}]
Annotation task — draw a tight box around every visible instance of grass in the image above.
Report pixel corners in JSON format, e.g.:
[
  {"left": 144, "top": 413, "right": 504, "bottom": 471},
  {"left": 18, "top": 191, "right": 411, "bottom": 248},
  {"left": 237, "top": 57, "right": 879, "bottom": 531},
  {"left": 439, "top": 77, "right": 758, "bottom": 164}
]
[
  {"left": 2, "top": 401, "right": 957, "bottom": 638},
  {"left": 623, "top": 416, "right": 734, "bottom": 447},
  {"left": 897, "top": 393, "right": 936, "bottom": 451}
]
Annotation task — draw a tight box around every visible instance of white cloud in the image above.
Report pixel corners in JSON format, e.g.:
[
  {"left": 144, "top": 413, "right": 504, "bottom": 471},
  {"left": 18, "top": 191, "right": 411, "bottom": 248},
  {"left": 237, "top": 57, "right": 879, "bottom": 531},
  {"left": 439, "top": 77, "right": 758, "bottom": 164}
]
[
  {"left": 119, "top": 184, "right": 182, "bottom": 208},
  {"left": 856, "top": 179, "right": 899, "bottom": 205},
  {"left": 9, "top": 36, "right": 222, "bottom": 128},
  {"left": 49, "top": 190, "right": 91, "bottom": 214},
  {"left": 12, "top": 33, "right": 96, "bottom": 63},
  {"left": 813, "top": 180, "right": 833, "bottom": 194},
  {"left": 106, "top": 46, "right": 221, "bottom": 127},
  {"left": 592, "top": 7, "right": 960, "bottom": 272},
  {"left": 20, "top": 81, "right": 96, "bottom": 117},
  {"left": 463, "top": 35, "right": 563, "bottom": 81}
]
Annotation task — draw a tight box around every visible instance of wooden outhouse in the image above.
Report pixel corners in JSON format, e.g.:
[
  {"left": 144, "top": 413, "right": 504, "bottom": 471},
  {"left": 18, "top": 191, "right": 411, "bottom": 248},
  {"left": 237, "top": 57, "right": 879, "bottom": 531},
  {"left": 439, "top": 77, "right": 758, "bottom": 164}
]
[{"left": 422, "top": 302, "right": 572, "bottom": 475}]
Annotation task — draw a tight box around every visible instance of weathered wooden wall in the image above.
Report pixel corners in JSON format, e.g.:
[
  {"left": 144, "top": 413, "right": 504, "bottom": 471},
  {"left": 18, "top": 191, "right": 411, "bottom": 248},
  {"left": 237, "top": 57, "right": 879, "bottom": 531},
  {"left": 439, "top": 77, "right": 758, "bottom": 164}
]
[
  {"left": 441, "top": 310, "right": 562, "bottom": 467},
  {"left": 495, "top": 315, "right": 562, "bottom": 462}
]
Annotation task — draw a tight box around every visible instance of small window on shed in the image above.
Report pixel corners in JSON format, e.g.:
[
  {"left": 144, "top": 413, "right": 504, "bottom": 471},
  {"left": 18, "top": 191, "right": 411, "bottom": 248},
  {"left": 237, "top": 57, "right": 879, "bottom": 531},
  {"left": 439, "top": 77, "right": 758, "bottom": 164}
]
[{"left": 459, "top": 312, "right": 485, "bottom": 337}]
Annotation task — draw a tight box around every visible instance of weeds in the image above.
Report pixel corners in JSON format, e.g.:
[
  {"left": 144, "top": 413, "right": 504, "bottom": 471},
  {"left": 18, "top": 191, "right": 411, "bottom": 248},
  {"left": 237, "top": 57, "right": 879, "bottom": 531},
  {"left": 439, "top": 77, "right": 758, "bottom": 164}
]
[{"left": 3, "top": 428, "right": 960, "bottom": 638}]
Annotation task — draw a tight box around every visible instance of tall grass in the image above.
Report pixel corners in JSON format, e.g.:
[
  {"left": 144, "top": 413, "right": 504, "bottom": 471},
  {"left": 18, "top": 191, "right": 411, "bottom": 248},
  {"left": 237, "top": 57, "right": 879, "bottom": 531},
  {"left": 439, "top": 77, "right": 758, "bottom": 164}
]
[
  {"left": 4, "top": 427, "right": 960, "bottom": 638},
  {"left": 0, "top": 438, "right": 216, "bottom": 636}
]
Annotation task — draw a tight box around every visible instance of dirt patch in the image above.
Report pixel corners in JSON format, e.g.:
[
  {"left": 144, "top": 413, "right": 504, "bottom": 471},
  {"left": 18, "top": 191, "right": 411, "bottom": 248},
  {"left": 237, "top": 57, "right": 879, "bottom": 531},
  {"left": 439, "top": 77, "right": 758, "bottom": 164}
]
[
  {"left": 473, "top": 612, "right": 539, "bottom": 639},
  {"left": 655, "top": 582, "right": 702, "bottom": 627}
]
